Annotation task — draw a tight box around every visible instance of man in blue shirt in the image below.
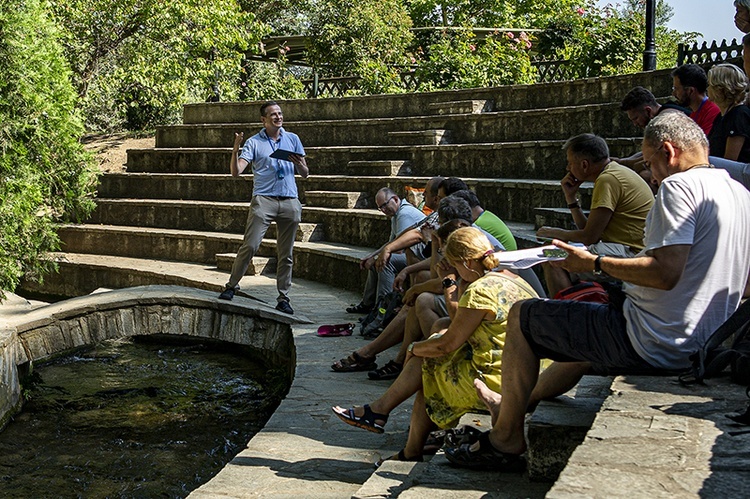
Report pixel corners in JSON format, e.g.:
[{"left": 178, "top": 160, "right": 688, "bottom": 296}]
[{"left": 218, "top": 101, "right": 308, "bottom": 315}]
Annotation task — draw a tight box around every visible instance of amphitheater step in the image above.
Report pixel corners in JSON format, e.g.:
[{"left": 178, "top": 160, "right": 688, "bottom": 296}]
[
  {"left": 57, "top": 222, "right": 329, "bottom": 263},
  {"left": 428, "top": 99, "right": 494, "bottom": 115},
  {"left": 215, "top": 253, "right": 276, "bottom": 275},
  {"left": 345, "top": 160, "right": 412, "bottom": 176},
  {"left": 387, "top": 129, "right": 452, "bottom": 145},
  {"left": 23, "top": 237, "right": 372, "bottom": 297},
  {"left": 304, "top": 190, "right": 367, "bottom": 209},
  {"left": 526, "top": 375, "right": 613, "bottom": 482},
  {"left": 181, "top": 69, "right": 673, "bottom": 123},
  {"left": 534, "top": 207, "right": 590, "bottom": 230}
]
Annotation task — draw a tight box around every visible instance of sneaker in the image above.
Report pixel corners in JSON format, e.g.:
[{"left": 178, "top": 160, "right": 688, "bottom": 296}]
[
  {"left": 218, "top": 287, "right": 235, "bottom": 300},
  {"left": 276, "top": 300, "right": 294, "bottom": 314}
]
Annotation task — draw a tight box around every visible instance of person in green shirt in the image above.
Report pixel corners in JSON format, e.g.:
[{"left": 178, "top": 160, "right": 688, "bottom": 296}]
[{"left": 452, "top": 189, "right": 517, "bottom": 251}]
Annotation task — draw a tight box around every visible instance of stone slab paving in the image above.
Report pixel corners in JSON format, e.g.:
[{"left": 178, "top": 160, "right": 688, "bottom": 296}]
[{"left": 548, "top": 375, "right": 750, "bottom": 498}]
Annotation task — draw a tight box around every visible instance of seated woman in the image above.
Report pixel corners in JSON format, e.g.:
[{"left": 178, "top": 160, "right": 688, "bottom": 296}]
[
  {"left": 332, "top": 227, "right": 546, "bottom": 463},
  {"left": 707, "top": 63, "right": 750, "bottom": 163}
]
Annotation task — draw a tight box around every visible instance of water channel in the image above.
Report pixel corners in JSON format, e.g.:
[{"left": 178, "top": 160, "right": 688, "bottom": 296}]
[{"left": 0, "top": 336, "right": 289, "bottom": 497}]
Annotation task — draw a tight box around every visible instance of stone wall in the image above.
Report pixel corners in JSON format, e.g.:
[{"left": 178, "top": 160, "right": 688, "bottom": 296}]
[{"left": 0, "top": 286, "right": 297, "bottom": 430}]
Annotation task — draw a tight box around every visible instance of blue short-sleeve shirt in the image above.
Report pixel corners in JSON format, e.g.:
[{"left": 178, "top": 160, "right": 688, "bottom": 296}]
[{"left": 239, "top": 127, "right": 305, "bottom": 197}]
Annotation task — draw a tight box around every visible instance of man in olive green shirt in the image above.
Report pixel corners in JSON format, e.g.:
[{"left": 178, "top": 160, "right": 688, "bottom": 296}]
[{"left": 537, "top": 133, "right": 654, "bottom": 296}]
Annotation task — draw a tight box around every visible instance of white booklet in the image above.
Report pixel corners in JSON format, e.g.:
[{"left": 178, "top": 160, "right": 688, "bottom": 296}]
[{"left": 493, "top": 243, "right": 586, "bottom": 270}]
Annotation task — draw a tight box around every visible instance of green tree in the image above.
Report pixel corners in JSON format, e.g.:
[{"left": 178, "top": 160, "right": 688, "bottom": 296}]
[
  {"left": 51, "top": 0, "right": 262, "bottom": 131},
  {"left": 0, "top": 0, "right": 98, "bottom": 297},
  {"left": 306, "top": 0, "right": 414, "bottom": 94}
]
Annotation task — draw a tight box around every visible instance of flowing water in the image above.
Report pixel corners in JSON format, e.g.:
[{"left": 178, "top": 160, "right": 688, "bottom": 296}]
[{"left": 0, "top": 336, "right": 289, "bottom": 498}]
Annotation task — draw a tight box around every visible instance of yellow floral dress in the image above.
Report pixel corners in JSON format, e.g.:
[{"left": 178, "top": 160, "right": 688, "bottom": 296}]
[{"left": 422, "top": 271, "right": 547, "bottom": 429}]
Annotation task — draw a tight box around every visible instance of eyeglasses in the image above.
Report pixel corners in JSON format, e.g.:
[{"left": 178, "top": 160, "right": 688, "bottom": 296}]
[
  {"left": 378, "top": 196, "right": 396, "bottom": 211},
  {"left": 642, "top": 144, "right": 664, "bottom": 171}
]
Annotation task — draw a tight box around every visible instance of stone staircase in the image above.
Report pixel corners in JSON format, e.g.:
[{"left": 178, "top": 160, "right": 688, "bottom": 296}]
[{"left": 21, "top": 69, "right": 673, "bottom": 302}]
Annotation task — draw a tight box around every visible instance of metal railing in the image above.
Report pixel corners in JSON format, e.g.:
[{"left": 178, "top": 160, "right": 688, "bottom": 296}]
[{"left": 677, "top": 38, "right": 743, "bottom": 67}]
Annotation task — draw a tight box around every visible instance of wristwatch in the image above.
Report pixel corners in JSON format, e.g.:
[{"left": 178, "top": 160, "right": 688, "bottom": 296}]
[
  {"left": 593, "top": 255, "right": 605, "bottom": 276},
  {"left": 442, "top": 277, "right": 457, "bottom": 289}
]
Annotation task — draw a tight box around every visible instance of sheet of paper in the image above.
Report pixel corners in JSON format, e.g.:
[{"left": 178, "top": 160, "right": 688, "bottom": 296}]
[{"left": 493, "top": 243, "right": 587, "bottom": 270}]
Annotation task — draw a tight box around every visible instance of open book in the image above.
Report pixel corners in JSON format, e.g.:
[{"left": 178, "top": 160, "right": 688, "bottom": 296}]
[{"left": 493, "top": 243, "right": 586, "bottom": 270}]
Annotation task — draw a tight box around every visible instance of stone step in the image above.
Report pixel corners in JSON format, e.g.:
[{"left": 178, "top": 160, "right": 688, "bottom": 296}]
[
  {"left": 526, "top": 375, "right": 613, "bottom": 482},
  {"left": 427, "top": 99, "right": 494, "bottom": 115},
  {"left": 88, "top": 199, "right": 390, "bottom": 247},
  {"left": 159, "top": 102, "right": 642, "bottom": 149},
  {"left": 304, "top": 190, "right": 367, "bottom": 209},
  {"left": 534, "top": 206, "right": 591, "bottom": 231},
  {"left": 387, "top": 129, "right": 452, "bottom": 146},
  {"left": 98, "top": 172, "right": 432, "bottom": 203},
  {"left": 23, "top": 237, "right": 371, "bottom": 297},
  {"left": 182, "top": 69, "right": 674, "bottom": 123},
  {"left": 345, "top": 160, "right": 412, "bottom": 176},
  {"left": 126, "top": 138, "right": 641, "bottom": 179},
  {"left": 215, "top": 253, "right": 276, "bottom": 275}
]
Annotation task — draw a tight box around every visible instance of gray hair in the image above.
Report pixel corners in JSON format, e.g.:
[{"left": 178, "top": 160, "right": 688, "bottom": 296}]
[{"left": 643, "top": 111, "right": 708, "bottom": 153}]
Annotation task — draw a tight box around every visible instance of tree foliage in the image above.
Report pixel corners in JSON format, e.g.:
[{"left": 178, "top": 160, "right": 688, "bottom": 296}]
[
  {"left": 51, "top": 0, "right": 262, "bottom": 131},
  {"left": 0, "top": 0, "right": 98, "bottom": 297},
  {"left": 305, "top": 0, "right": 414, "bottom": 94}
]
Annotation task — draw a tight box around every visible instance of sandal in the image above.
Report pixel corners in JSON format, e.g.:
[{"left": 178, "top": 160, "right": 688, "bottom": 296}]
[
  {"left": 367, "top": 360, "right": 403, "bottom": 380},
  {"left": 346, "top": 302, "right": 373, "bottom": 314},
  {"left": 331, "top": 351, "right": 377, "bottom": 372},
  {"left": 444, "top": 431, "right": 525, "bottom": 472},
  {"left": 332, "top": 404, "right": 388, "bottom": 434},
  {"left": 376, "top": 449, "right": 423, "bottom": 467}
]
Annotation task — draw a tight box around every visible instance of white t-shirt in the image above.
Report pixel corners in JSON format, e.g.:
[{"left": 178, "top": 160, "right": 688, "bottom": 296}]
[{"left": 623, "top": 168, "right": 750, "bottom": 369}]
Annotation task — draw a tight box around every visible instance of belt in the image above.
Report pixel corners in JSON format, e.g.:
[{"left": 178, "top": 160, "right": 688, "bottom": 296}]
[{"left": 263, "top": 195, "right": 296, "bottom": 200}]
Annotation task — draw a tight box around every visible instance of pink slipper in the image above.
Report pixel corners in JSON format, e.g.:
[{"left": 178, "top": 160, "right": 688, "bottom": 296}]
[{"left": 317, "top": 323, "right": 355, "bottom": 337}]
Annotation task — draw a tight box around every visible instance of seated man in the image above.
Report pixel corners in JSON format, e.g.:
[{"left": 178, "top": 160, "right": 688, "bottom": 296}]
[
  {"left": 346, "top": 187, "right": 426, "bottom": 314},
  {"left": 672, "top": 64, "right": 720, "bottom": 136},
  {"left": 452, "top": 189, "right": 518, "bottom": 251},
  {"left": 613, "top": 86, "right": 690, "bottom": 183},
  {"left": 442, "top": 111, "right": 750, "bottom": 470},
  {"left": 537, "top": 133, "right": 654, "bottom": 297}
]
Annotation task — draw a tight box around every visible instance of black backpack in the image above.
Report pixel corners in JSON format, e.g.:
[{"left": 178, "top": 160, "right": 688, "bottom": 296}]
[
  {"left": 680, "top": 299, "right": 750, "bottom": 385},
  {"left": 359, "top": 291, "right": 403, "bottom": 339}
]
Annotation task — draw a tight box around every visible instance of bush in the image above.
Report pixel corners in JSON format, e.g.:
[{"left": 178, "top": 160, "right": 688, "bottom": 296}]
[{"left": 0, "top": 0, "right": 98, "bottom": 297}]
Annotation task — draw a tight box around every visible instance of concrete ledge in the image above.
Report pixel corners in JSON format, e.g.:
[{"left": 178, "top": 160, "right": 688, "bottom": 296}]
[
  {"left": 527, "top": 375, "right": 614, "bottom": 482},
  {"left": 548, "top": 375, "right": 750, "bottom": 498}
]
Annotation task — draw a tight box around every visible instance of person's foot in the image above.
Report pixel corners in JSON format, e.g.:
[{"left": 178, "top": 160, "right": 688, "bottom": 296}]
[
  {"left": 367, "top": 360, "right": 403, "bottom": 381},
  {"left": 474, "top": 378, "right": 502, "bottom": 426},
  {"left": 276, "top": 299, "right": 294, "bottom": 314},
  {"left": 346, "top": 302, "right": 373, "bottom": 314},
  {"left": 218, "top": 287, "right": 235, "bottom": 300}
]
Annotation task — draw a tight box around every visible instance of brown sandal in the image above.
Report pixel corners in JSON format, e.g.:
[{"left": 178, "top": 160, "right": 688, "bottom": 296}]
[{"left": 331, "top": 351, "right": 377, "bottom": 372}]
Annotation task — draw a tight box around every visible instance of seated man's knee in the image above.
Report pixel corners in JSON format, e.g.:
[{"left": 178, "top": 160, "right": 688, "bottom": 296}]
[{"left": 430, "top": 316, "right": 451, "bottom": 335}]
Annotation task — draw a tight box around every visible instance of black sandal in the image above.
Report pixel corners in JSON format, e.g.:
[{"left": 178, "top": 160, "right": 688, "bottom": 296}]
[
  {"left": 376, "top": 449, "right": 423, "bottom": 467},
  {"left": 367, "top": 360, "right": 403, "bottom": 380},
  {"left": 444, "top": 431, "right": 525, "bottom": 472},
  {"left": 331, "top": 351, "right": 377, "bottom": 372},
  {"left": 333, "top": 404, "right": 389, "bottom": 434}
]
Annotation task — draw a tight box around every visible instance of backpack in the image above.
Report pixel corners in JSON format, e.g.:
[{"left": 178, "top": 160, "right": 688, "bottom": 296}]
[
  {"left": 679, "top": 299, "right": 750, "bottom": 386},
  {"left": 360, "top": 291, "right": 403, "bottom": 339},
  {"left": 553, "top": 280, "right": 610, "bottom": 304}
]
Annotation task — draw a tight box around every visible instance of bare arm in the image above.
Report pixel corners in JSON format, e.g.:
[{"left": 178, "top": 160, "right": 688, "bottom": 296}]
[
  {"left": 537, "top": 207, "right": 614, "bottom": 245},
  {"left": 551, "top": 240, "right": 691, "bottom": 290},
  {"left": 724, "top": 136, "right": 746, "bottom": 162},
  {"left": 409, "top": 306, "right": 492, "bottom": 358},
  {"left": 230, "top": 132, "right": 249, "bottom": 176},
  {"left": 288, "top": 153, "right": 309, "bottom": 178},
  {"left": 611, "top": 152, "right": 645, "bottom": 172},
  {"left": 375, "top": 227, "right": 425, "bottom": 271}
]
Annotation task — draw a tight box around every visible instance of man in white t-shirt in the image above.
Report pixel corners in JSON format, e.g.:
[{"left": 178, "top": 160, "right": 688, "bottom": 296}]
[{"left": 440, "top": 111, "right": 750, "bottom": 471}]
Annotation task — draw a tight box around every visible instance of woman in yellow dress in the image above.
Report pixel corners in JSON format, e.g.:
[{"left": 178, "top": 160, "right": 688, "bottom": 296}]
[{"left": 333, "top": 226, "right": 544, "bottom": 463}]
